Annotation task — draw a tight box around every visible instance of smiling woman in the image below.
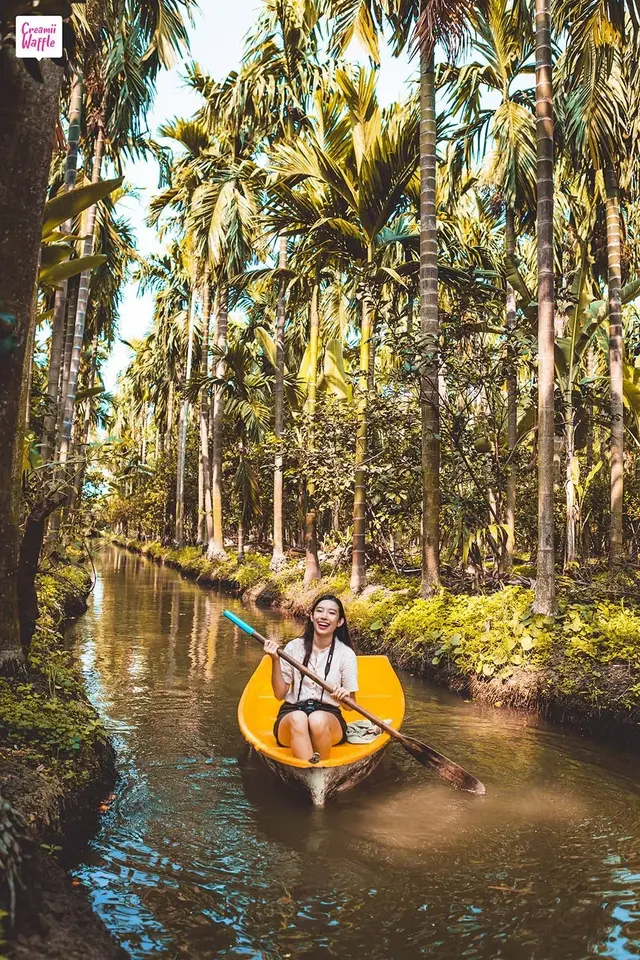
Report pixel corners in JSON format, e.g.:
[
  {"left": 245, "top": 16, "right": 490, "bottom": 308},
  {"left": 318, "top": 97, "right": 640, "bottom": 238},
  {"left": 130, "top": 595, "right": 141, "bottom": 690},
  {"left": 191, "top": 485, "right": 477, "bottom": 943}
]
[{"left": 263, "top": 594, "right": 358, "bottom": 763}]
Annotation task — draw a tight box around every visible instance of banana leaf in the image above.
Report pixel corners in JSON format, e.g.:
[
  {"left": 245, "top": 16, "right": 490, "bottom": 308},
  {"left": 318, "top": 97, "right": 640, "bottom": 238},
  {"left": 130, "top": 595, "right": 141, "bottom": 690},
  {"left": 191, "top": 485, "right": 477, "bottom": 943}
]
[
  {"left": 322, "top": 339, "right": 350, "bottom": 401},
  {"left": 39, "top": 254, "right": 107, "bottom": 286},
  {"left": 40, "top": 242, "right": 74, "bottom": 266},
  {"left": 42, "top": 177, "right": 123, "bottom": 238}
]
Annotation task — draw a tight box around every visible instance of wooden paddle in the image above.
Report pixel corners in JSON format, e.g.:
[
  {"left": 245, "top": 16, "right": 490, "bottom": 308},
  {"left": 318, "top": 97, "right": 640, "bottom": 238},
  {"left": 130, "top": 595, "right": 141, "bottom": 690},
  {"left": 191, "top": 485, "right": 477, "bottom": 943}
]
[{"left": 223, "top": 609, "right": 486, "bottom": 796}]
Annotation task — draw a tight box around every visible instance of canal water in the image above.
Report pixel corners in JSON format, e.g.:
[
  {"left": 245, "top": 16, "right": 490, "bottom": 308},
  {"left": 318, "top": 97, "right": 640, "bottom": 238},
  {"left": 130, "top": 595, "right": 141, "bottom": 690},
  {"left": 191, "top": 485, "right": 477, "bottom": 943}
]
[{"left": 69, "top": 545, "right": 640, "bottom": 959}]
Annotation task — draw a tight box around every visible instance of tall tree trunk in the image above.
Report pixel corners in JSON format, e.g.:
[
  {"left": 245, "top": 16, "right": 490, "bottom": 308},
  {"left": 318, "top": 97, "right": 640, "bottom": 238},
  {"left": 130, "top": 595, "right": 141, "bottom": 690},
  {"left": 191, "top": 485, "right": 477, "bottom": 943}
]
[
  {"left": 24, "top": 312, "right": 37, "bottom": 431},
  {"left": 237, "top": 516, "right": 245, "bottom": 560},
  {"left": 564, "top": 405, "right": 577, "bottom": 567},
  {"left": 605, "top": 166, "right": 624, "bottom": 567},
  {"left": 59, "top": 124, "right": 105, "bottom": 462},
  {"left": 305, "top": 281, "right": 321, "bottom": 584},
  {"left": 197, "top": 447, "right": 204, "bottom": 544},
  {"left": 532, "top": 0, "right": 557, "bottom": 614},
  {"left": 69, "top": 332, "right": 98, "bottom": 516},
  {"left": 165, "top": 379, "right": 174, "bottom": 453},
  {"left": 175, "top": 284, "right": 197, "bottom": 547},
  {"left": 200, "top": 280, "right": 214, "bottom": 552},
  {"left": 41, "top": 70, "right": 83, "bottom": 462},
  {"left": 586, "top": 348, "right": 595, "bottom": 470},
  {"left": 209, "top": 284, "right": 228, "bottom": 558},
  {"left": 505, "top": 208, "right": 517, "bottom": 567},
  {"left": 419, "top": 47, "right": 441, "bottom": 598},
  {"left": 59, "top": 274, "right": 79, "bottom": 431},
  {"left": 350, "top": 264, "right": 373, "bottom": 593},
  {"left": 271, "top": 235, "right": 287, "bottom": 571},
  {"left": 0, "top": 54, "right": 62, "bottom": 673},
  {"left": 47, "top": 274, "right": 79, "bottom": 544}
]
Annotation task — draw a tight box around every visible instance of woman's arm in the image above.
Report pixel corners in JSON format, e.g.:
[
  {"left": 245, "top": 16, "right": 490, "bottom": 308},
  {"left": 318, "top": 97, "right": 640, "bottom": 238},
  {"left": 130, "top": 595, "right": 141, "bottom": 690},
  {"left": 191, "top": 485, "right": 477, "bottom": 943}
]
[{"left": 263, "top": 638, "right": 289, "bottom": 700}]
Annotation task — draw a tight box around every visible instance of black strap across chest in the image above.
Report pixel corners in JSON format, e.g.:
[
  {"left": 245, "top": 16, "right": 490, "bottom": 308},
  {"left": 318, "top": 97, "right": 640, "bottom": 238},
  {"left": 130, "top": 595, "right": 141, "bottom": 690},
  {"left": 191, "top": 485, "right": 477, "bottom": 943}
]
[{"left": 297, "top": 637, "right": 336, "bottom": 702}]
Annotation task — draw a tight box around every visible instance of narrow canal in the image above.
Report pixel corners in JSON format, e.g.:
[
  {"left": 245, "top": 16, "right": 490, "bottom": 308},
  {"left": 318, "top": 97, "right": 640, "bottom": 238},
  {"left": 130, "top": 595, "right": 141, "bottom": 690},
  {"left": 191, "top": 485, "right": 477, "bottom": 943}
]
[{"left": 69, "top": 545, "right": 640, "bottom": 959}]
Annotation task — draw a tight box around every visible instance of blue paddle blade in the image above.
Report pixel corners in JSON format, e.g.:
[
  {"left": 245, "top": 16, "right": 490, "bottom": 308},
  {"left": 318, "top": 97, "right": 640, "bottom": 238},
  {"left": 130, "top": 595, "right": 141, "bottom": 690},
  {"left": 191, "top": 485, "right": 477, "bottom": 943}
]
[{"left": 223, "top": 610, "right": 255, "bottom": 635}]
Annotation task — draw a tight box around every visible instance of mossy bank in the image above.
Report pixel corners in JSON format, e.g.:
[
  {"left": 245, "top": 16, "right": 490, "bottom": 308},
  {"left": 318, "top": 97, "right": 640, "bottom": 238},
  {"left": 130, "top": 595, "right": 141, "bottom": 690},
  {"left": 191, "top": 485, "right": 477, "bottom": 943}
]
[
  {"left": 0, "top": 558, "right": 127, "bottom": 960},
  {"left": 114, "top": 536, "right": 640, "bottom": 748}
]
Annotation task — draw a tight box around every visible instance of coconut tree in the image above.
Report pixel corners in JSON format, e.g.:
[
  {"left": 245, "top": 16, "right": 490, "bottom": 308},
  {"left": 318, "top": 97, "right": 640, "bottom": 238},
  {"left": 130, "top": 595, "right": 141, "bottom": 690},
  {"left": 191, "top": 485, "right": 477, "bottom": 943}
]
[
  {"left": 327, "top": 0, "right": 479, "bottom": 597},
  {"left": 529, "top": 0, "right": 557, "bottom": 613},
  {"left": 270, "top": 71, "right": 420, "bottom": 590},
  {"left": 231, "top": 0, "right": 322, "bottom": 569},
  {"left": 188, "top": 90, "right": 263, "bottom": 557},
  {"left": 149, "top": 115, "right": 211, "bottom": 546},
  {"left": 0, "top": 36, "right": 63, "bottom": 671},
  {"left": 441, "top": 0, "right": 537, "bottom": 566},
  {"left": 557, "top": 2, "right": 637, "bottom": 567},
  {"left": 48, "top": 0, "right": 192, "bottom": 469}
]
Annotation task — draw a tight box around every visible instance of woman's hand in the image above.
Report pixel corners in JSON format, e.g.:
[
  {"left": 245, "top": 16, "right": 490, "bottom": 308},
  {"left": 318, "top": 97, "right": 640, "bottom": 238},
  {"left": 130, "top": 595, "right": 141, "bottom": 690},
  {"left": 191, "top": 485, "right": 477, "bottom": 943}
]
[
  {"left": 263, "top": 638, "right": 280, "bottom": 660},
  {"left": 332, "top": 686, "right": 350, "bottom": 702}
]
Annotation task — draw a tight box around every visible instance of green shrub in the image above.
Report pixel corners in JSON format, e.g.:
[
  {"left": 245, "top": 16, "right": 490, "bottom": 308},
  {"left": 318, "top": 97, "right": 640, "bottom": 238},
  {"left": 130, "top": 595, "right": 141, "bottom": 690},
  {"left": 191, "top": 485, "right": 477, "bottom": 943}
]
[{"left": 0, "top": 563, "right": 105, "bottom": 782}]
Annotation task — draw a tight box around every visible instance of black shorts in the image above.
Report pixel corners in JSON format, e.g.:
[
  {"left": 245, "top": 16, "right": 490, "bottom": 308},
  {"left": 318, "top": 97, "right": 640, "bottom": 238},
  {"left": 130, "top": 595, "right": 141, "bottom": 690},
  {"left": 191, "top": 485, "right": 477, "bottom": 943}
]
[{"left": 273, "top": 699, "right": 348, "bottom": 747}]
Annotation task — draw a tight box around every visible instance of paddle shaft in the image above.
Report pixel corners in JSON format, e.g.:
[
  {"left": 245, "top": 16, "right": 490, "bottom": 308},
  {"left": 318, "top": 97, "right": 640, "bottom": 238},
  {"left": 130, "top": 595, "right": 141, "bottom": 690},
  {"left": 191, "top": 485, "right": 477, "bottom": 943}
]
[{"left": 223, "top": 609, "right": 486, "bottom": 795}]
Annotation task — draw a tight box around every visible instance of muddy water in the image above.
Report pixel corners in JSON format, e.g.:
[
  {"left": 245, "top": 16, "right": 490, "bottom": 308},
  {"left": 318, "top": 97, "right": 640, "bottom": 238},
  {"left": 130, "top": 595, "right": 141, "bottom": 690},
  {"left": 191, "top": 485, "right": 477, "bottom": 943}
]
[{"left": 69, "top": 545, "right": 640, "bottom": 959}]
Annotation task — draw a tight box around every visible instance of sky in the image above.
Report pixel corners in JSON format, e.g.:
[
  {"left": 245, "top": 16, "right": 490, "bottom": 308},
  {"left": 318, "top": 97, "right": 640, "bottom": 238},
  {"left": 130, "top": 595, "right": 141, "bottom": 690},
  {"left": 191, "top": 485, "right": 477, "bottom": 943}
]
[{"left": 103, "top": 0, "right": 416, "bottom": 393}]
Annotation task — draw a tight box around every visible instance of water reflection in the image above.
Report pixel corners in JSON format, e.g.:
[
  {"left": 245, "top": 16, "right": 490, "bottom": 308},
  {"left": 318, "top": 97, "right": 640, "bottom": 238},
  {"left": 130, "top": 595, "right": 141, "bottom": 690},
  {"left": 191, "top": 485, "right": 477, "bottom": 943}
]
[{"left": 69, "top": 545, "right": 640, "bottom": 959}]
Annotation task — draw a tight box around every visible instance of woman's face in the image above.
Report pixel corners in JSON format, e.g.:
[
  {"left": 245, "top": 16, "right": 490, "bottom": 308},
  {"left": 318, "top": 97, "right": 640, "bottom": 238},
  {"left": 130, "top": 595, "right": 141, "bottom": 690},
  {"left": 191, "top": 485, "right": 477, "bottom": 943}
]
[{"left": 311, "top": 600, "right": 344, "bottom": 638}]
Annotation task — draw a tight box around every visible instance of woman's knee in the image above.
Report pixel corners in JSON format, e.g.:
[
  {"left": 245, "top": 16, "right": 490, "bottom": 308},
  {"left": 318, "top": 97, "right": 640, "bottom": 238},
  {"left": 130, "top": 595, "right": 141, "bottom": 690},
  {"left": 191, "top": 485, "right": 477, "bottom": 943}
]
[
  {"left": 287, "top": 711, "right": 310, "bottom": 733},
  {"left": 308, "top": 711, "right": 330, "bottom": 734}
]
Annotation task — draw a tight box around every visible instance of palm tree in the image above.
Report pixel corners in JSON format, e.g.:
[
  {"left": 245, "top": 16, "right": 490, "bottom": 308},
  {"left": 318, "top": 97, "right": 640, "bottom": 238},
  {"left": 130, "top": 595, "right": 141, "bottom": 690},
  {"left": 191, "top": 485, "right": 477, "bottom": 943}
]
[
  {"left": 51, "top": 0, "right": 192, "bottom": 469},
  {"left": 270, "top": 71, "right": 420, "bottom": 591},
  {"left": 0, "top": 46, "right": 62, "bottom": 672},
  {"left": 557, "top": 4, "right": 635, "bottom": 567},
  {"left": 149, "top": 116, "right": 211, "bottom": 546},
  {"left": 328, "top": 0, "right": 478, "bottom": 596},
  {"left": 531, "top": 0, "right": 557, "bottom": 614},
  {"left": 442, "top": 0, "right": 537, "bottom": 566},
  {"left": 191, "top": 320, "right": 273, "bottom": 555},
  {"left": 188, "top": 81, "right": 263, "bottom": 557},
  {"left": 233, "top": 0, "right": 322, "bottom": 569},
  {"left": 41, "top": 71, "right": 84, "bottom": 464}
]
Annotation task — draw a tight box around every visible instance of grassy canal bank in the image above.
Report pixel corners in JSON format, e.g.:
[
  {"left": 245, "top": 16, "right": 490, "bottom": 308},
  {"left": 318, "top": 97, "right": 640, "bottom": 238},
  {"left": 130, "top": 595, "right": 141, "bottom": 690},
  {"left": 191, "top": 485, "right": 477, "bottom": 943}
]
[
  {"left": 0, "top": 555, "right": 127, "bottom": 960},
  {"left": 114, "top": 536, "right": 640, "bottom": 747}
]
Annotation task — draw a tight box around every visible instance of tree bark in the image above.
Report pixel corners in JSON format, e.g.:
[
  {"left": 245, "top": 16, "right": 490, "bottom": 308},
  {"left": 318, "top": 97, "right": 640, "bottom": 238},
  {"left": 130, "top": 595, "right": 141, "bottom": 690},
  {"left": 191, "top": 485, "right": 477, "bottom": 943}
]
[
  {"left": 505, "top": 208, "right": 517, "bottom": 567},
  {"left": 304, "top": 280, "right": 322, "bottom": 584},
  {"left": 175, "top": 284, "right": 197, "bottom": 547},
  {"left": 271, "top": 235, "right": 287, "bottom": 571},
  {"left": 41, "top": 70, "right": 83, "bottom": 463},
  {"left": 59, "top": 123, "right": 105, "bottom": 463},
  {"left": 605, "top": 166, "right": 624, "bottom": 567},
  {"left": 0, "top": 52, "right": 62, "bottom": 673},
  {"left": 564, "top": 411, "right": 577, "bottom": 567},
  {"left": 532, "top": 0, "right": 557, "bottom": 614},
  {"left": 419, "top": 46, "right": 441, "bottom": 598},
  {"left": 69, "top": 332, "right": 98, "bottom": 516},
  {"left": 209, "top": 284, "right": 228, "bottom": 558},
  {"left": 197, "top": 445, "right": 204, "bottom": 544},
  {"left": 350, "top": 271, "right": 372, "bottom": 593},
  {"left": 586, "top": 348, "right": 595, "bottom": 470},
  {"left": 59, "top": 273, "right": 79, "bottom": 429},
  {"left": 200, "top": 280, "right": 214, "bottom": 552}
]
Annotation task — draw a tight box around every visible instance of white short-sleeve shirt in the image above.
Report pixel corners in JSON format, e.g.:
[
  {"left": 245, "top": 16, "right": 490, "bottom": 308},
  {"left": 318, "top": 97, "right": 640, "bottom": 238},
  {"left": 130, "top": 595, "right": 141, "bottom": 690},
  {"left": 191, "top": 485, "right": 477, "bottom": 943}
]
[{"left": 279, "top": 637, "right": 358, "bottom": 707}]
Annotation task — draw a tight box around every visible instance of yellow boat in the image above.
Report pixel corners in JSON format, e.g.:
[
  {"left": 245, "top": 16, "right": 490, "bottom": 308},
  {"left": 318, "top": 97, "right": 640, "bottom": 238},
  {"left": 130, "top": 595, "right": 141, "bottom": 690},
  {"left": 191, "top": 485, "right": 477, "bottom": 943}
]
[{"left": 238, "top": 654, "right": 405, "bottom": 805}]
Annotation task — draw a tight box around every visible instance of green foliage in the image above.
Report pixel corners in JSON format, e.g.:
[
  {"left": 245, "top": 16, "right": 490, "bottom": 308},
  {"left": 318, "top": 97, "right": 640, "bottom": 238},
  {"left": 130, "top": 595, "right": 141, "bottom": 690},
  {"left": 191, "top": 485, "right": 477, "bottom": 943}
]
[{"left": 0, "top": 564, "right": 106, "bottom": 782}]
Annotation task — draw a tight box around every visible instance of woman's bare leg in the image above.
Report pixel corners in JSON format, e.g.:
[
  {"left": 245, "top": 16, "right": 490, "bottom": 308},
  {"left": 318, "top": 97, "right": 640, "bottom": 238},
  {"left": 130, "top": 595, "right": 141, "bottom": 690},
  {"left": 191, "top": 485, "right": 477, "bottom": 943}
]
[
  {"left": 277, "top": 711, "right": 313, "bottom": 759},
  {"left": 308, "top": 712, "right": 343, "bottom": 760}
]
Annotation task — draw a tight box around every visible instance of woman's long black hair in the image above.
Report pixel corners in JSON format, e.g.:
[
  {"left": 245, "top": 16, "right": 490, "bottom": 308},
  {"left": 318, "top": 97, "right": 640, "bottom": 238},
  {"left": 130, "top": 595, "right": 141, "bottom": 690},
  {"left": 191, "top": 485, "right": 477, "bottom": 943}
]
[{"left": 302, "top": 594, "right": 353, "bottom": 664}]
